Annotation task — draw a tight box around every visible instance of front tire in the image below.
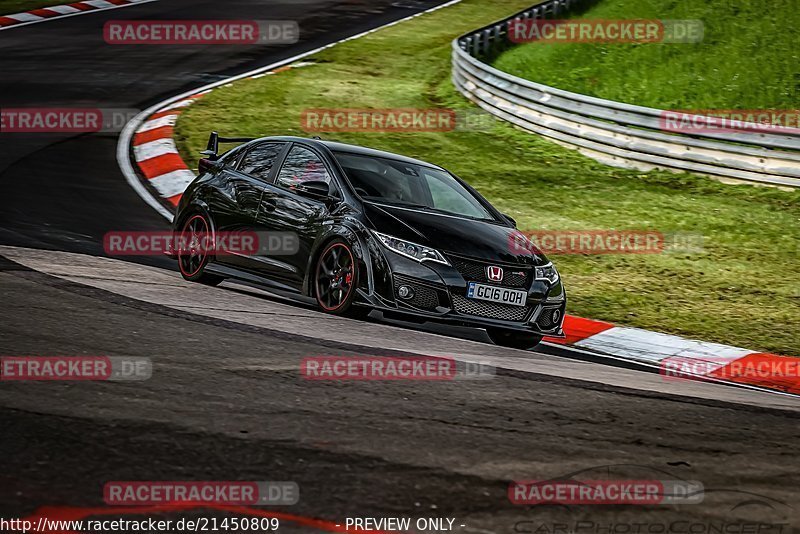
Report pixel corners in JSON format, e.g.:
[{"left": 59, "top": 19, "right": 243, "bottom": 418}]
[
  {"left": 487, "top": 328, "right": 542, "bottom": 350},
  {"left": 177, "top": 212, "right": 224, "bottom": 286},
  {"left": 313, "top": 238, "right": 367, "bottom": 317}
]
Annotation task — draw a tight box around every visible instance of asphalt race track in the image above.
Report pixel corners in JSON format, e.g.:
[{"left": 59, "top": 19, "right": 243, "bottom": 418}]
[{"left": 0, "top": 0, "right": 798, "bottom": 531}]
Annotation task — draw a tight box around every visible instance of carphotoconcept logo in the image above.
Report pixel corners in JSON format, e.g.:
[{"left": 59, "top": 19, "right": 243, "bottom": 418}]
[
  {"left": 104, "top": 20, "right": 299, "bottom": 45},
  {"left": 0, "top": 356, "right": 151, "bottom": 381},
  {"left": 509, "top": 19, "right": 704, "bottom": 44}
]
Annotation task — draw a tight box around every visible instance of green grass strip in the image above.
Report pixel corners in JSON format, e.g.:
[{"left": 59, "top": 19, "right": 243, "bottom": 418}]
[{"left": 493, "top": 0, "right": 800, "bottom": 109}]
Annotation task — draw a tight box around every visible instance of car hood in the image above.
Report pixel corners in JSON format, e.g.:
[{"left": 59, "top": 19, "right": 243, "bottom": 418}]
[{"left": 364, "top": 202, "right": 548, "bottom": 266}]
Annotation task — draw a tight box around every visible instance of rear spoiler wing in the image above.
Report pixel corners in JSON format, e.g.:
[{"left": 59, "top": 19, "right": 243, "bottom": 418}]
[{"left": 201, "top": 131, "right": 257, "bottom": 160}]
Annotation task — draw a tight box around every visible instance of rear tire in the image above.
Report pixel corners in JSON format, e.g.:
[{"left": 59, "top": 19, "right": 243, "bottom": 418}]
[
  {"left": 177, "top": 212, "right": 224, "bottom": 287},
  {"left": 487, "top": 328, "right": 542, "bottom": 350}
]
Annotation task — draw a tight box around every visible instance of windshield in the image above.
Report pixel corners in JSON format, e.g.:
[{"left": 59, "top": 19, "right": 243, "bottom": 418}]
[{"left": 334, "top": 152, "right": 494, "bottom": 221}]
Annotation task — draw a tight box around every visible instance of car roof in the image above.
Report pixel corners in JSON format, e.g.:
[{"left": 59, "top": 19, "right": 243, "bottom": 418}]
[{"left": 255, "top": 136, "right": 446, "bottom": 171}]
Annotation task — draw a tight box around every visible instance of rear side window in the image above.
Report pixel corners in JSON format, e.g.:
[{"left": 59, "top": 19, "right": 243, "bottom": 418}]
[
  {"left": 219, "top": 146, "right": 244, "bottom": 166},
  {"left": 275, "top": 145, "right": 332, "bottom": 191},
  {"left": 238, "top": 142, "right": 285, "bottom": 182}
]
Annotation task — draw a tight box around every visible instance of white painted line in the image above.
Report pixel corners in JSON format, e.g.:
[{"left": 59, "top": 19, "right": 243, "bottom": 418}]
[
  {"left": 82, "top": 0, "right": 116, "bottom": 8},
  {"left": 136, "top": 114, "right": 178, "bottom": 133},
  {"left": 6, "top": 12, "right": 43, "bottom": 22},
  {"left": 44, "top": 5, "right": 81, "bottom": 14},
  {"left": 0, "top": 0, "right": 159, "bottom": 32},
  {"left": 117, "top": 0, "right": 465, "bottom": 221},
  {"left": 148, "top": 170, "right": 197, "bottom": 198},
  {"left": 164, "top": 98, "right": 202, "bottom": 110},
  {"left": 134, "top": 138, "right": 178, "bottom": 162}
]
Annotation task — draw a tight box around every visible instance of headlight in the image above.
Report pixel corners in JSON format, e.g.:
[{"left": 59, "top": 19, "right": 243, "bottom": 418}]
[
  {"left": 535, "top": 263, "right": 559, "bottom": 284},
  {"left": 372, "top": 231, "right": 449, "bottom": 265}
]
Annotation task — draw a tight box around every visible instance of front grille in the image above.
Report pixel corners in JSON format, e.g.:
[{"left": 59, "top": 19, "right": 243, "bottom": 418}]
[
  {"left": 536, "top": 306, "right": 562, "bottom": 331},
  {"left": 452, "top": 294, "right": 531, "bottom": 322},
  {"left": 449, "top": 256, "right": 530, "bottom": 288},
  {"left": 394, "top": 275, "right": 443, "bottom": 311}
]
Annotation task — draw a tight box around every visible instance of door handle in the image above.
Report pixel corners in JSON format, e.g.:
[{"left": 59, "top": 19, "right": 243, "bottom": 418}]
[{"left": 261, "top": 195, "right": 277, "bottom": 212}]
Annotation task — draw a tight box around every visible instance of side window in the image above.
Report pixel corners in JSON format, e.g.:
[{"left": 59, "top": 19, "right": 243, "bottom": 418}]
[
  {"left": 219, "top": 147, "right": 243, "bottom": 166},
  {"left": 275, "top": 145, "right": 332, "bottom": 191},
  {"left": 238, "top": 142, "right": 285, "bottom": 182}
]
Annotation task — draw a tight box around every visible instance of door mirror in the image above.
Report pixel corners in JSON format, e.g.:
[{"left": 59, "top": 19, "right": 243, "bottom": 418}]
[
  {"left": 198, "top": 158, "right": 222, "bottom": 175},
  {"left": 293, "top": 180, "right": 331, "bottom": 199},
  {"left": 502, "top": 213, "right": 517, "bottom": 228}
]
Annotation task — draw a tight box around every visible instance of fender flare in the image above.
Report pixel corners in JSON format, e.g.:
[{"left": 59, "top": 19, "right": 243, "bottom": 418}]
[{"left": 303, "top": 217, "right": 376, "bottom": 299}]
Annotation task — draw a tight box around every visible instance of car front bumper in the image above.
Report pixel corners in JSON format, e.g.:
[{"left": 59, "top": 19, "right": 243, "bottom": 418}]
[{"left": 362, "top": 247, "right": 566, "bottom": 337}]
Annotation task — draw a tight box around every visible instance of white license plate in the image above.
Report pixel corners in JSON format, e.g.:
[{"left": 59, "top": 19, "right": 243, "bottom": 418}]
[{"left": 467, "top": 282, "right": 527, "bottom": 306}]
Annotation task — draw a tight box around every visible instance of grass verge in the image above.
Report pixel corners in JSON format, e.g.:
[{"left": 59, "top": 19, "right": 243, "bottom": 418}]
[
  {"left": 175, "top": 0, "right": 800, "bottom": 355},
  {"left": 492, "top": 0, "right": 800, "bottom": 109}
]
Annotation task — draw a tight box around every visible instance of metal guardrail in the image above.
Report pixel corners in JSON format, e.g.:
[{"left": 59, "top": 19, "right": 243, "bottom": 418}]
[{"left": 452, "top": 0, "right": 800, "bottom": 188}]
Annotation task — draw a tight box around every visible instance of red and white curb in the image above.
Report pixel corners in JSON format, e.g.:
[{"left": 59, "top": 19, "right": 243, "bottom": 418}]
[
  {"left": 118, "top": 0, "right": 798, "bottom": 397},
  {"left": 543, "top": 316, "right": 799, "bottom": 394},
  {"left": 132, "top": 93, "right": 209, "bottom": 207},
  {"left": 130, "top": 63, "right": 313, "bottom": 209},
  {"left": 0, "top": 0, "right": 156, "bottom": 30}
]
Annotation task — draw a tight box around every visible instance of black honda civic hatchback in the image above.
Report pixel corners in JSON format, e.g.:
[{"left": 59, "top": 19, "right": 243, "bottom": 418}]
[{"left": 173, "top": 134, "right": 566, "bottom": 349}]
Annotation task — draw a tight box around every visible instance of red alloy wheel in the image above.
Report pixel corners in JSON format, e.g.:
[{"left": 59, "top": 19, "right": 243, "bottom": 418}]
[
  {"left": 178, "top": 214, "right": 209, "bottom": 278},
  {"left": 315, "top": 241, "right": 356, "bottom": 313}
]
